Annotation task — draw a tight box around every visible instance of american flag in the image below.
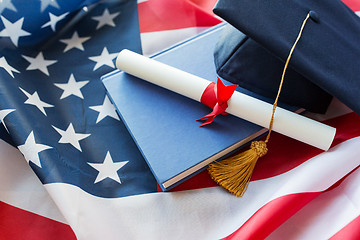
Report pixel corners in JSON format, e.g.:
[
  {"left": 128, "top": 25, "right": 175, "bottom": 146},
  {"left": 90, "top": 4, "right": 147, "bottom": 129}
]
[{"left": 0, "top": 0, "right": 360, "bottom": 239}]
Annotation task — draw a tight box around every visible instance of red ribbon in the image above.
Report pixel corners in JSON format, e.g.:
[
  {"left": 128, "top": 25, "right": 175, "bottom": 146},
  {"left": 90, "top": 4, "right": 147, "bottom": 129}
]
[{"left": 197, "top": 77, "right": 237, "bottom": 127}]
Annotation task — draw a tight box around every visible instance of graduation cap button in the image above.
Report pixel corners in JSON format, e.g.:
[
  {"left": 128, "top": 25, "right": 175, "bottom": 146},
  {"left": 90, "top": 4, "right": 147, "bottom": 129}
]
[{"left": 309, "top": 10, "right": 319, "bottom": 23}]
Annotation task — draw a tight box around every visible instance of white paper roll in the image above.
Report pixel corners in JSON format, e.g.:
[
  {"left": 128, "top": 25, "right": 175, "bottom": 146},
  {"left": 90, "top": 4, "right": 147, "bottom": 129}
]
[{"left": 116, "top": 49, "right": 336, "bottom": 151}]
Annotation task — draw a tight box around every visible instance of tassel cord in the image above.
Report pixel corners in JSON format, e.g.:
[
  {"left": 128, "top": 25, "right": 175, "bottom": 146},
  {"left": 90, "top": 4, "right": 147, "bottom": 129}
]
[{"left": 265, "top": 13, "right": 311, "bottom": 143}]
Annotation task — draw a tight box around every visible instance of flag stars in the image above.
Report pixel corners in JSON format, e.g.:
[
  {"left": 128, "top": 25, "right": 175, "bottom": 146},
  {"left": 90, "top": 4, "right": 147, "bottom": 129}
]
[
  {"left": 22, "top": 52, "right": 57, "bottom": 76},
  {"left": 0, "top": 0, "right": 17, "bottom": 13},
  {"left": 40, "top": 0, "right": 60, "bottom": 12},
  {"left": 88, "top": 47, "right": 117, "bottom": 71},
  {"left": 0, "top": 56, "right": 19, "bottom": 78},
  {"left": 89, "top": 95, "right": 120, "bottom": 123},
  {"left": 0, "top": 16, "right": 31, "bottom": 47},
  {"left": 88, "top": 151, "right": 128, "bottom": 184},
  {"left": 54, "top": 74, "right": 89, "bottom": 99},
  {"left": 59, "top": 31, "right": 91, "bottom": 52},
  {"left": 91, "top": 8, "right": 120, "bottom": 30},
  {"left": 41, "top": 12, "right": 69, "bottom": 32},
  {"left": 18, "top": 131, "right": 52, "bottom": 168},
  {"left": 52, "top": 123, "right": 90, "bottom": 152},
  {"left": 19, "top": 88, "right": 54, "bottom": 116},
  {"left": 0, "top": 109, "right": 15, "bottom": 132}
]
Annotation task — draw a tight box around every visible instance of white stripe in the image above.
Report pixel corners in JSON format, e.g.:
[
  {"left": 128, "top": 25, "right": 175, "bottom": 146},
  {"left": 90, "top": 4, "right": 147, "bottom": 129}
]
[
  {"left": 267, "top": 166, "right": 360, "bottom": 239},
  {"left": 44, "top": 137, "right": 360, "bottom": 240},
  {"left": 267, "top": 136, "right": 360, "bottom": 201},
  {"left": 0, "top": 139, "right": 67, "bottom": 224},
  {"left": 141, "top": 27, "right": 210, "bottom": 56}
]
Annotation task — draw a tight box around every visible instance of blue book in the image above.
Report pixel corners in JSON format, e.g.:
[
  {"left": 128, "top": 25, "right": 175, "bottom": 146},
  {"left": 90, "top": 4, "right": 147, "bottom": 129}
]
[{"left": 102, "top": 24, "right": 267, "bottom": 191}]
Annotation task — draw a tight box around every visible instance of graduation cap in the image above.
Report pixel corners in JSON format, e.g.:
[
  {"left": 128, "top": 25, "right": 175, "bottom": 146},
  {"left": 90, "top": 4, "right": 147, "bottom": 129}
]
[
  {"left": 207, "top": 0, "right": 360, "bottom": 196},
  {"left": 214, "top": 24, "right": 333, "bottom": 113},
  {"left": 213, "top": 0, "right": 360, "bottom": 115}
]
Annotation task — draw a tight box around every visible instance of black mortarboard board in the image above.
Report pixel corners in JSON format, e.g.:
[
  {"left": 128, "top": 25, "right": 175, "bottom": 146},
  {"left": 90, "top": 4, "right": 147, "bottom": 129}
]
[
  {"left": 214, "top": 24, "right": 333, "bottom": 113},
  {"left": 213, "top": 0, "right": 360, "bottom": 115}
]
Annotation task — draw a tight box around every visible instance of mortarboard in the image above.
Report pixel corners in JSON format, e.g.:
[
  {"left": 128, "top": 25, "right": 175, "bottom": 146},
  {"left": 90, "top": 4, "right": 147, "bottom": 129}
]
[
  {"left": 213, "top": 0, "right": 360, "bottom": 115},
  {"left": 214, "top": 24, "right": 333, "bottom": 113},
  {"left": 207, "top": 0, "right": 360, "bottom": 196}
]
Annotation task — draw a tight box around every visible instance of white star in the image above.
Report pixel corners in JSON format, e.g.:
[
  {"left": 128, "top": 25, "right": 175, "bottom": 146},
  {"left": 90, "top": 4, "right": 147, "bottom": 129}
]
[
  {"left": 88, "top": 47, "right": 118, "bottom": 71},
  {"left": 52, "top": 123, "right": 90, "bottom": 152},
  {"left": 19, "top": 87, "right": 54, "bottom": 116},
  {"left": 22, "top": 52, "right": 57, "bottom": 76},
  {"left": 0, "top": 108, "right": 15, "bottom": 132},
  {"left": 91, "top": 8, "right": 120, "bottom": 30},
  {"left": 0, "top": 16, "right": 31, "bottom": 47},
  {"left": 41, "top": 12, "right": 69, "bottom": 32},
  {"left": 54, "top": 74, "right": 89, "bottom": 99},
  {"left": 0, "top": 56, "right": 19, "bottom": 78},
  {"left": 0, "top": 0, "right": 17, "bottom": 13},
  {"left": 89, "top": 95, "right": 120, "bottom": 123},
  {"left": 88, "top": 151, "right": 128, "bottom": 184},
  {"left": 59, "top": 31, "right": 91, "bottom": 52},
  {"left": 40, "top": 0, "right": 60, "bottom": 12},
  {"left": 18, "top": 131, "right": 52, "bottom": 168}
]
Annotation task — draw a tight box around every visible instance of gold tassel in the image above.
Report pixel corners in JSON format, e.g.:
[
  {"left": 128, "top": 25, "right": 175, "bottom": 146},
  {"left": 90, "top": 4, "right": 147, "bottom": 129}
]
[
  {"left": 208, "top": 141, "right": 268, "bottom": 197},
  {"left": 207, "top": 13, "right": 311, "bottom": 197}
]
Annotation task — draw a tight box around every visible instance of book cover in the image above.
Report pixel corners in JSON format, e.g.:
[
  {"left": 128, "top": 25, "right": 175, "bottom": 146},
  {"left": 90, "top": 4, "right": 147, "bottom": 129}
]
[{"left": 102, "top": 24, "right": 267, "bottom": 191}]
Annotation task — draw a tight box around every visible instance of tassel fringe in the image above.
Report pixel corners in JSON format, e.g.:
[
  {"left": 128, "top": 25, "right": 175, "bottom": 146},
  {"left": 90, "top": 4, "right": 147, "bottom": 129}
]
[{"left": 207, "top": 141, "right": 268, "bottom": 197}]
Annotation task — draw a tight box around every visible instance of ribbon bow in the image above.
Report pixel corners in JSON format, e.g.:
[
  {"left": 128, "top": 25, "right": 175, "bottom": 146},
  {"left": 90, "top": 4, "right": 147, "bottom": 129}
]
[{"left": 197, "top": 78, "right": 237, "bottom": 127}]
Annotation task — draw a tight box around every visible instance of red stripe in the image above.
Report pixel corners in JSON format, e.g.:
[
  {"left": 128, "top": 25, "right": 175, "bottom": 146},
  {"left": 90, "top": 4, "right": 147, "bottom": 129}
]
[
  {"left": 252, "top": 112, "right": 360, "bottom": 181},
  {"left": 342, "top": 0, "right": 360, "bottom": 11},
  {"left": 0, "top": 201, "right": 76, "bottom": 240},
  {"left": 330, "top": 215, "right": 360, "bottom": 240},
  {"left": 138, "top": 0, "right": 221, "bottom": 33},
  {"left": 187, "top": 0, "right": 219, "bottom": 15},
  {"left": 223, "top": 192, "right": 320, "bottom": 240}
]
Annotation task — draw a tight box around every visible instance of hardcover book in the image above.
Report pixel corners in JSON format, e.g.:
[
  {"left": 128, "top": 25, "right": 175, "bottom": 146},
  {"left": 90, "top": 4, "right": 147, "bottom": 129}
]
[{"left": 102, "top": 24, "right": 268, "bottom": 191}]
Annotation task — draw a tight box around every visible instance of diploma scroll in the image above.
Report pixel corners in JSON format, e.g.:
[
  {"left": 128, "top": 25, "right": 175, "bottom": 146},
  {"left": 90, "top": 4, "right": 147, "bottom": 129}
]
[{"left": 116, "top": 49, "right": 336, "bottom": 151}]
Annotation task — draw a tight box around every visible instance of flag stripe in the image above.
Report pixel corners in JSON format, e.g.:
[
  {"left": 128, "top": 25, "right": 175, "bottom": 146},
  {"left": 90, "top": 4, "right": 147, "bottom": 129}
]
[
  {"left": 137, "top": 0, "right": 221, "bottom": 33},
  {"left": 267, "top": 165, "right": 360, "bottom": 239},
  {"left": 140, "top": 27, "right": 210, "bottom": 56},
  {"left": 0, "top": 201, "right": 76, "bottom": 240},
  {"left": 187, "top": 0, "right": 219, "bottom": 15},
  {"left": 252, "top": 112, "right": 360, "bottom": 181},
  {"left": 330, "top": 215, "right": 360, "bottom": 240},
  {"left": 223, "top": 192, "right": 320, "bottom": 240},
  {"left": 342, "top": 0, "right": 360, "bottom": 11}
]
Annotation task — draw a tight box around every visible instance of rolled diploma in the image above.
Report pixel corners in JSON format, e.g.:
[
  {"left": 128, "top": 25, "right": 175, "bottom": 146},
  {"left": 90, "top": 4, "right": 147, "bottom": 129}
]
[{"left": 116, "top": 49, "right": 336, "bottom": 151}]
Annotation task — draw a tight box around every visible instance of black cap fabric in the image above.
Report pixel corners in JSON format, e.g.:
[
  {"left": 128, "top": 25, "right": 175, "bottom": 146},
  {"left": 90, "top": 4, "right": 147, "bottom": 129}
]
[
  {"left": 214, "top": 24, "right": 333, "bottom": 113},
  {"left": 213, "top": 0, "right": 360, "bottom": 115}
]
